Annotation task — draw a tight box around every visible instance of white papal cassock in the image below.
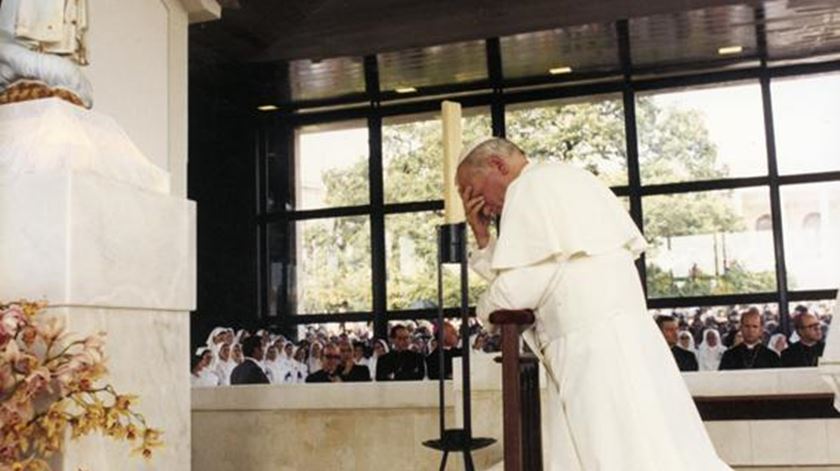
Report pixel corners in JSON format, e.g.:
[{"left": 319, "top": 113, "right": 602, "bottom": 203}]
[{"left": 470, "top": 161, "right": 731, "bottom": 471}]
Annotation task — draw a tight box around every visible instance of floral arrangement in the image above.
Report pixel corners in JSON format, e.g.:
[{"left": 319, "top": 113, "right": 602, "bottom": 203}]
[{"left": 0, "top": 301, "right": 163, "bottom": 471}]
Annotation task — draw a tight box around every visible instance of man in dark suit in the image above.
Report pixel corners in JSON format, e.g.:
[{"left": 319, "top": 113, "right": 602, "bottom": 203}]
[
  {"left": 426, "top": 321, "right": 462, "bottom": 380},
  {"left": 336, "top": 340, "right": 371, "bottom": 382},
  {"left": 719, "top": 307, "right": 780, "bottom": 370},
  {"left": 376, "top": 324, "right": 425, "bottom": 381},
  {"left": 230, "top": 335, "right": 270, "bottom": 385},
  {"left": 782, "top": 309, "right": 825, "bottom": 367},
  {"left": 307, "top": 344, "right": 342, "bottom": 383},
  {"left": 656, "top": 315, "right": 698, "bottom": 372}
]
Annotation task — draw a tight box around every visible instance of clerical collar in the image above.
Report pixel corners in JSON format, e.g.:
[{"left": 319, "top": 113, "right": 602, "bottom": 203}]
[{"left": 743, "top": 341, "right": 761, "bottom": 349}]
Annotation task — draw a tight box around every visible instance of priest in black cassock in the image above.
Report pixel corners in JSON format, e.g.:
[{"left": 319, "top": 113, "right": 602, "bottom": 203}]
[
  {"left": 719, "top": 308, "right": 780, "bottom": 370},
  {"left": 336, "top": 340, "right": 372, "bottom": 381},
  {"left": 376, "top": 324, "right": 425, "bottom": 381},
  {"left": 426, "top": 321, "right": 463, "bottom": 379},
  {"left": 656, "top": 315, "right": 699, "bottom": 372},
  {"left": 782, "top": 309, "right": 825, "bottom": 367}
]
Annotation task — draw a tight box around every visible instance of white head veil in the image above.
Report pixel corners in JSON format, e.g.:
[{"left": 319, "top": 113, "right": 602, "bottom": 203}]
[
  {"left": 697, "top": 329, "right": 726, "bottom": 371},
  {"left": 205, "top": 327, "right": 227, "bottom": 347}
]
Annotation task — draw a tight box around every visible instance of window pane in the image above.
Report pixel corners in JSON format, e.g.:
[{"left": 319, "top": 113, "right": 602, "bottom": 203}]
[
  {"left": 506, "top": 95, "right": 627, "bottom": 186},
  {"left": 382, "top": 109, "right": 491, "bottom": 204},
  {"left": 637, "top": 83, "right": 767, "bottom": 185},
  {"left": 268, "top": 222, "right": 288, "bottom": 317},
  {"left": 385, "top": 211, "right": 488, "bottom": 310},
  {"left": 629, "top": 5, "right": 757, "bottom": 70},
  {"left": 781, "top": 182, "right": 840, "bottom": 290},
  {"left": 295, "top": 121, "right": 369, "bottom": 210},
  {"left": 378, "top": 40, "right": 487, "bottom": 92},
  {"left": 772, "top": 73, "right": 840, "bottom": 175},
  {"left": 500, "top": 24, "right": 619, "bottom": 80},
  {"left": 288, "top": 57, "right": 366, "bottom": 102},
  {"left": 296, "top": 216, "right": 372, "bottom": 314},
  {"left": 644, "top": 188, "right": 776, "bottom": 298}
]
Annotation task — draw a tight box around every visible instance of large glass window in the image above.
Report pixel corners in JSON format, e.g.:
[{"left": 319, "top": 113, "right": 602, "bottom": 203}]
[
  {"left": 772, "top": 73, "right": 840, "bottom": 175},
  {"left": 261, "top": 36, "right": 840, "bottom": 365},
  {"left": 637, "top": 83, "right": 767, "bottom": 185},
  {"left": 644, "top": 188, "right": 776, "bottom": 298},
  {"left": 295, "top": 121, "right": 369, "bottom": 210},
  {"left": 385, "top": 211, "right": 488, "bottom": 310},
  {"left": 295, "top": 216, "right": 372, "bottom": 314},
  {"left": 382, "top": 109, "right": 491, "bottom": 204},
  {"left": 781, "top": 182, "right": 840, "bottom": 290},
  {"left": 506, "top": 95, "right": 628, "bottom": 186}
]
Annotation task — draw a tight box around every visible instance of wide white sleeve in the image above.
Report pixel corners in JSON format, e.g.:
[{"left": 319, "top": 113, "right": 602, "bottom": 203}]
[
  {"left": 476, "top": 258, "right": 559, "bottom": 329},
  {"left": 468, "top": 235, "right": 497, "bottom": 282}
]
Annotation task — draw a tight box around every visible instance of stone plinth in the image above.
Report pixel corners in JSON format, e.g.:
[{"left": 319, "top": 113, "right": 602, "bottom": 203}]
[{"left": 0, "top": 167, "right": 195, "bottom": 470}]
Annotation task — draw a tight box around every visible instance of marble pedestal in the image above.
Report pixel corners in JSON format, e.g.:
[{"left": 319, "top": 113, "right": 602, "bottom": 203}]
[{"left": 0, "top": 169, "right": 195, "bottom": 470}]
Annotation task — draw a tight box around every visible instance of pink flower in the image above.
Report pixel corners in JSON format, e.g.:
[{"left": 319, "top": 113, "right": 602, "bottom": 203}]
[
  {"left": 0, "top": 307, "right": 26, "bottom": 337},
  {"left": 38, "top": 316, "right": 65, "bottom": 343},
  {"left": 22, "top": 367, "right": 51, "bottom": 399}
]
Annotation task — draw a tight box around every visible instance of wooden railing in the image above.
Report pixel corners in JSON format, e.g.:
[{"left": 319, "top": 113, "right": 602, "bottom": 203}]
[{"left": 489, "top": 309, "right": 542, "bottom": 471}]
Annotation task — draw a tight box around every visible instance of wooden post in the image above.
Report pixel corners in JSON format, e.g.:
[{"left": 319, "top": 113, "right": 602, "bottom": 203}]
[{"left": 489, "top": 309, "right": 536, "bottom": 471}]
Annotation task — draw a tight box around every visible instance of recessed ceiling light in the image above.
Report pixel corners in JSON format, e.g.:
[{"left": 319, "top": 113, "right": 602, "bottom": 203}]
[
  {"left": 395, "top": 87, "right": 417, "bottom": 94},
  {"left": 257, "top": 105, "right": 278, "bottom": 111},
  {"left": 549, "top": 66, "right": 573, "bottom": 75},
  {"left": 718, "top": 45, "right": 743, "bottom": 55}
]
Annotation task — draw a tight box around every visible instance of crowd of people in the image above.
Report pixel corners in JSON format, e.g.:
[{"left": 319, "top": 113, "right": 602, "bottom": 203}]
[
  {"left": 192, "top": 303, "right": 834, "bottom": 386},
  {"left": 191, "top": 319, "right": 501, "bottom": 387},
  {"left": 656, "top": 303, "right": 834, "bottom": 371}
]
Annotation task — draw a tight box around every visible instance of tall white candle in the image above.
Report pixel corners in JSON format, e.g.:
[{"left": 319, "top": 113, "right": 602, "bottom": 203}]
[{"left": 442, "top": 101, "right": 465, "bottom": 224}]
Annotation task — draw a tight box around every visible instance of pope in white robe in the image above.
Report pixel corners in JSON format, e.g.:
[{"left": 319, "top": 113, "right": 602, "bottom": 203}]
[
  {"left": 819, "top": 286, "right": 840, "bottom": 412},
  {"left": 456, "top": 137, "right": 731, "bottom": 471}
]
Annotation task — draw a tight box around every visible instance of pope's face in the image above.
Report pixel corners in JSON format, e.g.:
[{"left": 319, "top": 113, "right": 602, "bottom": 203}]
[{"left": 457, "top": 161, "right": 510, "bottom": 220}]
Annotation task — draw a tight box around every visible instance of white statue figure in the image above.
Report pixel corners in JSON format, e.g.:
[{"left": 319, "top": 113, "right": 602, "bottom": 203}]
[
  {"left": 0, "top": 0, "right": 92, "bottom": 107},
  {"left": 0, "top": 0, "right": 170, "bottom": 194}
]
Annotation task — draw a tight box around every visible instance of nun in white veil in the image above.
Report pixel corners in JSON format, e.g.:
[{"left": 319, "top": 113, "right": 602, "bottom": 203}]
[
  {"left": 205, "top": 327, "right": 227, "bottom": 348},
  {"left": 677, "top": 330, "right": 696, "bottom": 355},
  {"left": 191, "top": 347, "right": 221, "bottom": 387},
  {"left": 819, "top": 286, "right": 840, "bottom": 411},
  {"left": 263, "top": 345, "right": 285, "bottom": 384},
  {"left": 213, "top": 342, "right": 236, "bottom": 386},
  {"left": 697, "top": 329, "right": 726, "bottom": 371},
  {"left": 768, "top": 333, "right": 789, "bottom": 356}
]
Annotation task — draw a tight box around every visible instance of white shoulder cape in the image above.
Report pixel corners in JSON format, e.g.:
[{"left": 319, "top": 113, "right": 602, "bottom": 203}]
[{"left": 491, "top": 161, "right": 646, "bottom": 271}]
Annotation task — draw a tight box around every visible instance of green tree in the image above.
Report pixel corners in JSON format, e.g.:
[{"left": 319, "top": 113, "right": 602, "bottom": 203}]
[{"left": 299, "top": 97, "right": 774, "bottom": 313}]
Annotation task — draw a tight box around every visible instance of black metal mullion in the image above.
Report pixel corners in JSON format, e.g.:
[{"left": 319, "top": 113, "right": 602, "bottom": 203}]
[
  {"left": 760, "top": 71, "right": 792, "bottom": 333},
  {"left": 365, "top": 54, "right": 388, "bottom": 340},
  {"left": 641, "top": 176, "right": 770, "bottom": 196},
  {"left": 486, "top": 38, "right": 506, "bottom": 137},
  {"left": 256, "top": 120, "right": 268, "bottom": 322},
  {"left": 617, "top": 20, "right": 647, "bottom": 294}
]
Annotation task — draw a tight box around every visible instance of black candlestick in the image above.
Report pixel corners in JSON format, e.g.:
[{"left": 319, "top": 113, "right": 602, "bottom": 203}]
[{"left": 422, "top": 222, "right": 495, "bottom": 471}]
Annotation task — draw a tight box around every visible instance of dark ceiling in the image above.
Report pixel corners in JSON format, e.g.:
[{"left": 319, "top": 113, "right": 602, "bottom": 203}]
[
  {"left": 191, "top": 0, "right": 770, "bottom": 63},
  {"left": 190, "top": 0, "right": 840, "bottom": 105}
]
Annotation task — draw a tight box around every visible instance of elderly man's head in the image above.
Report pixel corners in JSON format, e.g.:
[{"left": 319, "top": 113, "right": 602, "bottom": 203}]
[
  {"left": 794, "top": 310, "right": 822, "bottom": 345},
  {"left": 456, "top": 138, "right": 528, "bottom": 220}
]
